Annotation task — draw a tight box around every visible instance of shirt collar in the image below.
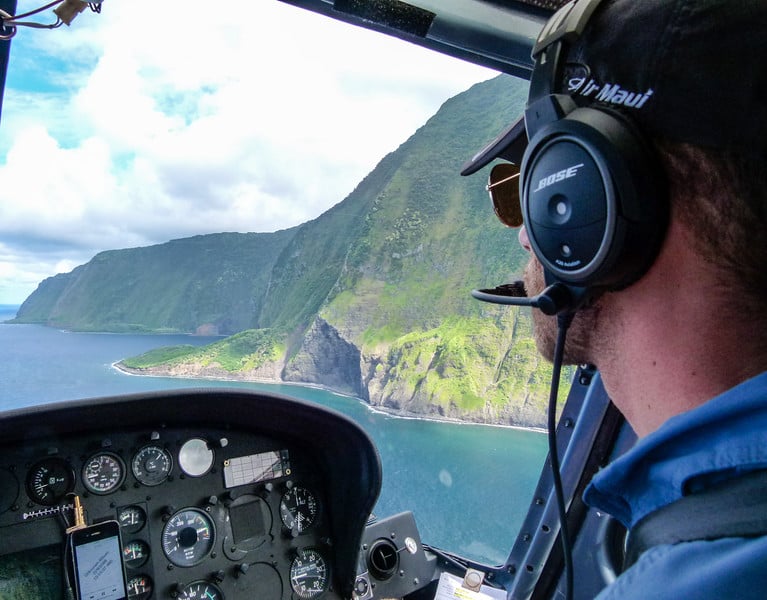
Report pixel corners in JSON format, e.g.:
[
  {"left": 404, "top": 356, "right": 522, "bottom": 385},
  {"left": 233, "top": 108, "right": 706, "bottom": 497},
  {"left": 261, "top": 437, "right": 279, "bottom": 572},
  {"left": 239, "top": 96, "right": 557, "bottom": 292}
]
[{"left": 584, "top": 370, "right": 767, "bottom": 527}]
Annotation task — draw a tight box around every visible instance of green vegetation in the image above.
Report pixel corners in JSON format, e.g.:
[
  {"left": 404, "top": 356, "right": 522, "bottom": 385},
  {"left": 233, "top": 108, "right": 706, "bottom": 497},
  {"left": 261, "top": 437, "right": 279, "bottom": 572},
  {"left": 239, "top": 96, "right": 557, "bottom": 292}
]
[
  {"left": 15, "top": 76, "right": 569, "bottom": 426},
  {"left": 11, "top": 231, "right": 298, "bottom": 335},
  {"left": 121, "top": 345, "right": 202, "bottom": 368},
  {"left": 358, "top": 311, "right": 571, "bottom": 425},
  {"left": 122, "top": 329, "right": 285, "bottom": 372}
]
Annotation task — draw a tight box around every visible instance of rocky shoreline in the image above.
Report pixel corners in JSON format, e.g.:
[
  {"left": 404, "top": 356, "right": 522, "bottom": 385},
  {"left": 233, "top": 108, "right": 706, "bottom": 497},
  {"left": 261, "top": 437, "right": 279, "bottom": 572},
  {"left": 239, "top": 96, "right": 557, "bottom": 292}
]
[{"left": 113, "top": 358, "right": 548, "bottom": 431}]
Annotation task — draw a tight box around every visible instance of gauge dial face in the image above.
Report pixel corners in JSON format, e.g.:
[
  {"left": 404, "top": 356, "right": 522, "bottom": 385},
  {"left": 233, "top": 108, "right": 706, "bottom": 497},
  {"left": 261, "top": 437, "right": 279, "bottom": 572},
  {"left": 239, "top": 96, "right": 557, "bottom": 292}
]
[
  {"left": 161, "top": 508, "right": 215, "bottom": 567},
  {"left": 178, "top": 438, "right": 214, "bottom": 477},
  {"left": 131, "top": 445, "right": 173, "bottom": 486},
  {"left": 118, "top": 505, "right": 147, "bottom": 534},
  {"left": 176, "top": 581, "right": 224, "bottom": 600},
  {"left": 127, "top": 575, "right": 153, "bottom": 600},
  {"left": 82, "top": 452, "right": 126, "bottom": 495},
  {"left": 123, "top": 539, "right": 150, "bottom": 568},
  {"left": 280, "top": 486, "right": 319, "bottom": 534},
  {"left": 26, "top": 457, "right": 74, "bottom": 506},
  {"left": 290, "top": 548, "right": 330, "bottom": 599}
]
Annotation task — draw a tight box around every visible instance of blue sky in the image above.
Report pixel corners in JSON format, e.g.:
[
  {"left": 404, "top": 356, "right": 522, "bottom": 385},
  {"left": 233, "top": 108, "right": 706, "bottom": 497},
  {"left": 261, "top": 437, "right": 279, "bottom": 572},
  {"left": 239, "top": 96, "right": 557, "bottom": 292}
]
[{"left": 0, "top": 1, "right": 496, "bottom": 305}]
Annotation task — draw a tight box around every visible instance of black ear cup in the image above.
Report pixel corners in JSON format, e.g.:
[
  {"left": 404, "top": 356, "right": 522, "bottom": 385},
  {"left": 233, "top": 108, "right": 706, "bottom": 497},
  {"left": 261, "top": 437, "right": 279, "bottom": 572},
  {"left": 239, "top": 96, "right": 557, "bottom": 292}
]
[{"left": 520, "top": 106, "right": 667, "bottom": 291}]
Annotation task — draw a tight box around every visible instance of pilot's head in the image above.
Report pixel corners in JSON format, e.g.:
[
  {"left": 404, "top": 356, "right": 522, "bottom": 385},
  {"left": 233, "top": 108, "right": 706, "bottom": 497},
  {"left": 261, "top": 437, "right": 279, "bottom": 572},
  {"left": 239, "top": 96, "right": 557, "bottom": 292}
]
[{"left": 464, "top": 0, "right": 767, "bottom": 371}]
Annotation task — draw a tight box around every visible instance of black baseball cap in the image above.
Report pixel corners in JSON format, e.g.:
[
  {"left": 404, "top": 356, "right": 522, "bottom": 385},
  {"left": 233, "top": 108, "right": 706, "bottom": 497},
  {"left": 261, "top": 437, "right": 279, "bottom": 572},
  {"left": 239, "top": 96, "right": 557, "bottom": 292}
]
[{"left": 461, "top": 0, "right": 767, "bottom": 176}]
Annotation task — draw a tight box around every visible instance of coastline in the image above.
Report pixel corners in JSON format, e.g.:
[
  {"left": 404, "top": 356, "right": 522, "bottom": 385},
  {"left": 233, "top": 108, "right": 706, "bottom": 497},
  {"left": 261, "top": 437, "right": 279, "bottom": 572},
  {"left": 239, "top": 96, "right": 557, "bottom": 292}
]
[{"left": 112, "top": 361, "right": 546, "bottom": 434}]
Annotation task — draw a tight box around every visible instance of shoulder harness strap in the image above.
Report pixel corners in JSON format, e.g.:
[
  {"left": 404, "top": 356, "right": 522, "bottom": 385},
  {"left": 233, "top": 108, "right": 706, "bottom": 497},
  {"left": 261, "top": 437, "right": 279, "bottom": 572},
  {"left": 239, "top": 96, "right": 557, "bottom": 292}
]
[{"left": 624, "top": 469, "right": 767, "bottom": 569}]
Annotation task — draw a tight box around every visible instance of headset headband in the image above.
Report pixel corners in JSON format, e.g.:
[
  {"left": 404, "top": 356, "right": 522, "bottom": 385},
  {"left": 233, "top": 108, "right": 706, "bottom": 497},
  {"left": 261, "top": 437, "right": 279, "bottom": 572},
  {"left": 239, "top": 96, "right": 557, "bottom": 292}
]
[
  {"left": 518, "top": 0, "right": 667, "bottom": 299},
  {"left": 526, "top": 0, "right": 607, "bottom": 139}
]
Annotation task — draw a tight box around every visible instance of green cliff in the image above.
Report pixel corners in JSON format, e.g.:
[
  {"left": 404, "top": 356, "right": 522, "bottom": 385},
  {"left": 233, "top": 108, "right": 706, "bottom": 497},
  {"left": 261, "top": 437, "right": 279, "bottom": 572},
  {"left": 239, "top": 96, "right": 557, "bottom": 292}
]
[
  {"left": 12, "top": 231, "right": 297, "bottom": 334},
  {"left": 17, "top": 75, "right": 568, "bottom": 427}
]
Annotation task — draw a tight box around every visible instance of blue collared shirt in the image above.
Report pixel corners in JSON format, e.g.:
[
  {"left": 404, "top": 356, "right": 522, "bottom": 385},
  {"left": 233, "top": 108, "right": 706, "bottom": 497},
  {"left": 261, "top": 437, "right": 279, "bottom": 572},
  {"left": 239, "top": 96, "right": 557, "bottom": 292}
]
[{"left": 584, "top": 370, "right": 767, "bottom": 599}]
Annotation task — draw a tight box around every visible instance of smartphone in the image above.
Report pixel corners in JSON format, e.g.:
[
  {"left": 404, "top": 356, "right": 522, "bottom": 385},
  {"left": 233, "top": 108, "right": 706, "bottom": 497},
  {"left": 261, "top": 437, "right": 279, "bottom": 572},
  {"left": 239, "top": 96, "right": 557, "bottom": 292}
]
[{"left": 70, "top": 521, "right": 128, "bottom": 600}]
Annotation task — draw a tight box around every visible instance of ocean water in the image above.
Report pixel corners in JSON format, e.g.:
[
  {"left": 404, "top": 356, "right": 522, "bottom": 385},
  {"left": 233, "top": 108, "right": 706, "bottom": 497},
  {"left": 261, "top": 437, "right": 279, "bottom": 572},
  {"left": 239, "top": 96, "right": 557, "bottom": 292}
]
[{"left": 0, "top": 307, "right": 547, "bottom": 565}]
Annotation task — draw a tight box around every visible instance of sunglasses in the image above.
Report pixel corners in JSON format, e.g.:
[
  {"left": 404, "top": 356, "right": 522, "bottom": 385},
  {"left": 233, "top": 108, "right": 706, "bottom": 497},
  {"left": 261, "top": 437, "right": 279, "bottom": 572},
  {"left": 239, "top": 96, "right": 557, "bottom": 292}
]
[{"left": 486, "top": 163, "right": 522, "bottom": 227}]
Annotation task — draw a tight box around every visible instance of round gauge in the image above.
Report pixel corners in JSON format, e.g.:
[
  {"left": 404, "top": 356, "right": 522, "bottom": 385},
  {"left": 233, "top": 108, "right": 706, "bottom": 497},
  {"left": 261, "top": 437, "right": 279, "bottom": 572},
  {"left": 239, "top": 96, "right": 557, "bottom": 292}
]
[
  {"left": 122, "top": 539, "right": 150, "bottom": 568},
  {"left": 178, "top": 438, "right": 214, "bottom": 477},
  {"left": 161, "top": 508, "right": 215, "bottom": 567},
  {"left": 26, "top": 457, "right": 75, "bottom": 506},
  {"left": 82, "top": 452, "right": 126, "bottom": 495},
  {"left": 290, "top": 548, "right": 330, "bottom": 599},
  {"left": 127, "top": 574, "right": 153, "bottom": 600},
  {"left": 280, "top": 486, "right": 319, "bottom": 534},
  {"left": 118, "top": 505, "right": 147, "bottom": 534},
  {"left": 131, "top": 445, "right": 173, "bottom": 486},
  {"left": 176, "top": 581, "right": 224, "bottom": 600}
]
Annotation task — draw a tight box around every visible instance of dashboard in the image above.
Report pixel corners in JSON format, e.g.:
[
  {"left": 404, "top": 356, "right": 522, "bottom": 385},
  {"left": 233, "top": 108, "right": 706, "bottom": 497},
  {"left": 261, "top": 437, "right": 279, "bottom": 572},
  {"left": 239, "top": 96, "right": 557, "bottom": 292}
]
[
  {"left": 0, "top": 389, "right": 387, "bottom": 600},
  {"left": 0, "top": 369, "right": 625, "bottom": 600}
]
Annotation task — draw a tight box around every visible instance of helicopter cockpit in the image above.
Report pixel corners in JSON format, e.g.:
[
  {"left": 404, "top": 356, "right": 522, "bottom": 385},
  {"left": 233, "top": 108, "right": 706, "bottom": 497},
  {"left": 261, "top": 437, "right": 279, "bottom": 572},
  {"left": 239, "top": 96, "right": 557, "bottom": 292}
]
[
  {"left": 0, "top": 1, "right": 641, "bottom": 599},
  {"left": 0, "top": 373, "right": 625, "bottom": 600}
]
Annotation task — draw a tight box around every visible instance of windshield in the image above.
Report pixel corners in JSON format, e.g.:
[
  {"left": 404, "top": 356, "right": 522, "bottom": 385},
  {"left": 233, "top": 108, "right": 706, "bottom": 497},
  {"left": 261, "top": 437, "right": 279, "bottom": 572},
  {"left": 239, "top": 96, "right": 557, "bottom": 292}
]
[{"left": 0, "top": 0, "right": 550, "bottom": 567}]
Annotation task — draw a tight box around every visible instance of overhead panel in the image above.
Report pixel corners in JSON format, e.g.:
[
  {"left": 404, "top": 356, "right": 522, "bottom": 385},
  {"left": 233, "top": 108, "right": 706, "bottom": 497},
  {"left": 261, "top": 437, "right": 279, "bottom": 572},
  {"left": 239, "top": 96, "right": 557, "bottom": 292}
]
[{"left": 276, "top": 0, "right": 558, "bottom": 79}]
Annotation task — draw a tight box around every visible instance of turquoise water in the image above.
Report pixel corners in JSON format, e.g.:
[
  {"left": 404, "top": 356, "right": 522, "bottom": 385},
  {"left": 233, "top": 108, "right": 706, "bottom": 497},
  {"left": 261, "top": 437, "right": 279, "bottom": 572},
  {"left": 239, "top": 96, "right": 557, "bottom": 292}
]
[{"left": 0, "top": 308, "right": 547, "bottom": 565}]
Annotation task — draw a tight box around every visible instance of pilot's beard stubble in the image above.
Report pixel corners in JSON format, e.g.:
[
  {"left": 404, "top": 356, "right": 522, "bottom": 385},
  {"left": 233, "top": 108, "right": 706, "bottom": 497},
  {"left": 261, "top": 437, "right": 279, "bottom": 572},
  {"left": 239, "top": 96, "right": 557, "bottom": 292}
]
[{"left": 523, "top": 256, "right": 604, "bottom": 365}]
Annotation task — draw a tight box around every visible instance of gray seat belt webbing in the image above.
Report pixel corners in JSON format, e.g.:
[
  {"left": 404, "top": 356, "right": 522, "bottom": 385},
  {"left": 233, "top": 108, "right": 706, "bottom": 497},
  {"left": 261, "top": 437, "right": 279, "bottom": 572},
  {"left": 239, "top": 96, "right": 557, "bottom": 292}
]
[{"left": 624, "top": 469, "right": 767, "bottom": 569}]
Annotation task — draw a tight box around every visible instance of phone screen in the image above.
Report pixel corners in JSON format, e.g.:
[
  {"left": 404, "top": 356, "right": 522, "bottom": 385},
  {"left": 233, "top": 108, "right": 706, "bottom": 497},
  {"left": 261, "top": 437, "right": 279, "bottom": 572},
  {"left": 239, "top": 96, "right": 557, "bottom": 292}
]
[{"left": 72, "top": 523, "right": 127, "bottom": 600}]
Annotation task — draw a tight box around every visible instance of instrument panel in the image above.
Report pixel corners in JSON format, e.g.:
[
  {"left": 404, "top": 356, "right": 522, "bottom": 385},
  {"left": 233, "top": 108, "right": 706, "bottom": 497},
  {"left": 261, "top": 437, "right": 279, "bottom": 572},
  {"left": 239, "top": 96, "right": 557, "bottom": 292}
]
[{"left": 0, "top": 389, "right": 382, "bottom": 600}]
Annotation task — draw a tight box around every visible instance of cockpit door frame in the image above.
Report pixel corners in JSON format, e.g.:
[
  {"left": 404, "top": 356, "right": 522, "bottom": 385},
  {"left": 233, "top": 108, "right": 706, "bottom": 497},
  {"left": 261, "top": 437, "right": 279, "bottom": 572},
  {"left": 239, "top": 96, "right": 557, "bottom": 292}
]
[{"left": 500, "top": 367, "right": 631, "bottom": 599}]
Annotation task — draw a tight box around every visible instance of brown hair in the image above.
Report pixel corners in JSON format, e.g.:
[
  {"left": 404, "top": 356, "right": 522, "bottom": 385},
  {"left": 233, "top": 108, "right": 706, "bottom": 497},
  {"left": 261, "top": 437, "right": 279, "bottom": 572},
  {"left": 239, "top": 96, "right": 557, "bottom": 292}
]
[{"left": 657, "top": 141, "right": 767, "bottom": 317}]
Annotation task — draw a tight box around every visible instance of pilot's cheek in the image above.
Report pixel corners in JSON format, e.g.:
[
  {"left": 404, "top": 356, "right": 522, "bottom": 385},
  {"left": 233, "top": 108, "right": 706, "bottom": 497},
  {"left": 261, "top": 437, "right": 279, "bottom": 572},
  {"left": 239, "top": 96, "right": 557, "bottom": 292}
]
[
  {"left": 518, "top": 226, "right": 532, "bottom": 253},
  {"left": 520, "top": 226, "right": 545, "bottom": 296}
]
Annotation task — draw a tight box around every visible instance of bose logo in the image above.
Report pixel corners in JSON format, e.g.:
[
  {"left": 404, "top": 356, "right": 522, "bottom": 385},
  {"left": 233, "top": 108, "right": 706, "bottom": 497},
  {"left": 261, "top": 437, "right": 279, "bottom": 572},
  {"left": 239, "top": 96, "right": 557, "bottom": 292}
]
[{"left": 533, "top": 163, "right": 585, "bottom": 193}]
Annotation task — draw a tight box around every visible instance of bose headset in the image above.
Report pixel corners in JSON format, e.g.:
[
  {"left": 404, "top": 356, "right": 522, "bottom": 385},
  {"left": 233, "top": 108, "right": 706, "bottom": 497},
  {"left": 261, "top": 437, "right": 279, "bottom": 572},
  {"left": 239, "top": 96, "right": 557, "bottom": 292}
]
[
  {"left": 469, "top": 2, "right": 671, "bottom": 598},
  {"left": 474, "top": 0, "right": 668, "bottom": 315}
]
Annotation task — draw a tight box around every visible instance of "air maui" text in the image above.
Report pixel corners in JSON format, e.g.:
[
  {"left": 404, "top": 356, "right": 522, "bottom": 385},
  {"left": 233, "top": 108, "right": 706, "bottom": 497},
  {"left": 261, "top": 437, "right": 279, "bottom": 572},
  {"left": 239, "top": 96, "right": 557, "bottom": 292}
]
[{"left": 567, "top": 77, "right": 654, "bottom": 109}]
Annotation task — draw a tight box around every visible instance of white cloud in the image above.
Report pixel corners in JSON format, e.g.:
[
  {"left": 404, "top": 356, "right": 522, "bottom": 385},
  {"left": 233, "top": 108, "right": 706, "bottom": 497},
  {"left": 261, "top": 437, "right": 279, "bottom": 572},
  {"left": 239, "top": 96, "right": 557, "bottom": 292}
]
[{"left": 0, "top": 0, "right": 497, "bottom": 304}]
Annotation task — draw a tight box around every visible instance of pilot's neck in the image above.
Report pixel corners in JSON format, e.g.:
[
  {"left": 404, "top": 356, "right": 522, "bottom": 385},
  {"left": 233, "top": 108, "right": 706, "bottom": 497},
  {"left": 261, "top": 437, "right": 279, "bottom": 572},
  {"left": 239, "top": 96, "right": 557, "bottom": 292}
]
[{"left": 594, "top": 219, "right": 766, "bottom": 438}]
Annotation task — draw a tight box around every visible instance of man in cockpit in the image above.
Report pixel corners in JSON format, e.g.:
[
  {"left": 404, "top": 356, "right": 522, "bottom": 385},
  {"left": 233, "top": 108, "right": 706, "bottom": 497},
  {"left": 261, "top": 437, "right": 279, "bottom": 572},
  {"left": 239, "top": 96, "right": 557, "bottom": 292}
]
[{"left": 465, "top": 0, "right": 767, "bottom": 597}]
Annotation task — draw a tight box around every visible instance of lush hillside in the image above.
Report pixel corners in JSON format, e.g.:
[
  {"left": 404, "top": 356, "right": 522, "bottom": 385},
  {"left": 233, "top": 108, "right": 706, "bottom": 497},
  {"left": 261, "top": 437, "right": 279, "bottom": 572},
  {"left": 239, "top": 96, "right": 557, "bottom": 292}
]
[
  {"left": 13, "top": 231, "right": 297, "bottom": 334},
  {"left": 16, "top": 75, "right": 567, "bottom": 427}
]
